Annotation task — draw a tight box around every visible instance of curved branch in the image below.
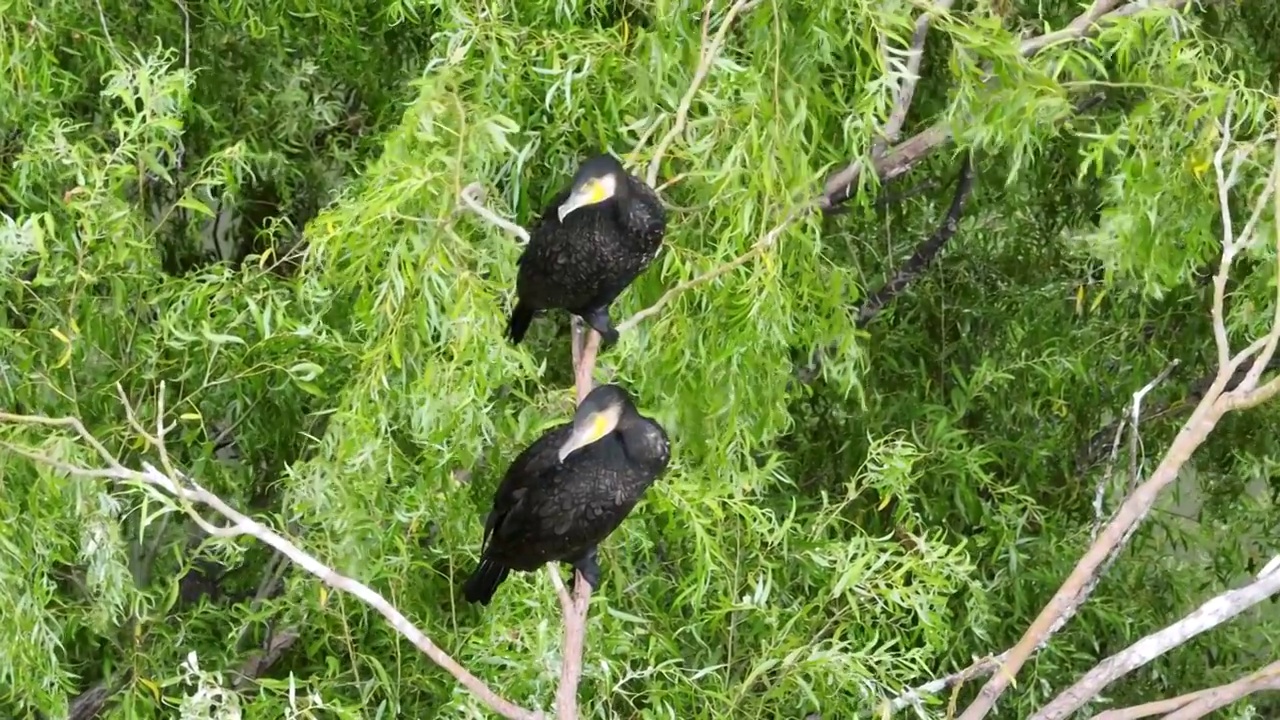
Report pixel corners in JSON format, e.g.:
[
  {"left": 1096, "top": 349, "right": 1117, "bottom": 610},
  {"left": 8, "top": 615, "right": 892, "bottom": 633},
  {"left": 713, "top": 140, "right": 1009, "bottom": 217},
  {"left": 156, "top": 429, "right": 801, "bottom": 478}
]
[
  {"left": 0, "top": 411, "right": 543, "bottom": 720},
  {"left": 460, "top": 182, "right": 530, "bottom": 243}
]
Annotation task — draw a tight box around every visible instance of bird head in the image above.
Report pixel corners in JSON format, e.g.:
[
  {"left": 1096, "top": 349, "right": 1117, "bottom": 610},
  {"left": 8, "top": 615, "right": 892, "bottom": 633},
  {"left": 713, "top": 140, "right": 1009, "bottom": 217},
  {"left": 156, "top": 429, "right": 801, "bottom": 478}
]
[
  {"left": 557, "top": 384, "right": 634, "bottom": 462},
  {"left": 557, "top": 154, "right": 625, "bottom": 222}
]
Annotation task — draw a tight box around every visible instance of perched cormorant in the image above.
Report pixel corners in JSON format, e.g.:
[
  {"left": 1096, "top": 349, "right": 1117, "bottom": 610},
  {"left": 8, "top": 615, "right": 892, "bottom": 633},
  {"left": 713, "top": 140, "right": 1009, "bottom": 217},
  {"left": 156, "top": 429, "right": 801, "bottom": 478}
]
[
  {"left": 463, "top": 384, "right": 671, "bottom": 605},
  {"left": 505, "top": 153, "right": 666, "bottom": 345}
]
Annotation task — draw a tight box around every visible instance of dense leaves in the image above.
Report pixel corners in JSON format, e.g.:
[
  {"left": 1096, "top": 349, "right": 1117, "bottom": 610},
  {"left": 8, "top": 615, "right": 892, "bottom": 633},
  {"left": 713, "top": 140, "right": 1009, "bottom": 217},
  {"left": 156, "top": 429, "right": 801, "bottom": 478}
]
[{"left": 1, "top": 0, "right": 1278, "bottom": 718}]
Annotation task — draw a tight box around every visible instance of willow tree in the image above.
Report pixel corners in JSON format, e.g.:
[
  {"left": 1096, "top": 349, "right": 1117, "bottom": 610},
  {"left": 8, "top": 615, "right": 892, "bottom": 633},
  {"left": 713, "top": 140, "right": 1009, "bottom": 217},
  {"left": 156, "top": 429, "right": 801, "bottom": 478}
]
[{"left": 2, "top": 0, "right": 1279, "bottom": 718}]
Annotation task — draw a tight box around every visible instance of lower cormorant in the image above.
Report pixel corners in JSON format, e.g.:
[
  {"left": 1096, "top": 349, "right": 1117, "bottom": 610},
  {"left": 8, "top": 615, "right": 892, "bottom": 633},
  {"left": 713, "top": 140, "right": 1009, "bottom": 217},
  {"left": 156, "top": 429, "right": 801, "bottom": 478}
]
[{"left": 462, "top": 384, "right": 671, "bottom": 605}]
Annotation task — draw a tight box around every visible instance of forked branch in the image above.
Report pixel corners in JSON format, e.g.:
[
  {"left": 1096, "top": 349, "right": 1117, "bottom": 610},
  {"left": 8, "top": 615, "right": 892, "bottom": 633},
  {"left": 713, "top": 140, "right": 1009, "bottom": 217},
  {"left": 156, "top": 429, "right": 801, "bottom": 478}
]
[{"left": 955, "top": 108, "right": 1280, "bottom": 720}]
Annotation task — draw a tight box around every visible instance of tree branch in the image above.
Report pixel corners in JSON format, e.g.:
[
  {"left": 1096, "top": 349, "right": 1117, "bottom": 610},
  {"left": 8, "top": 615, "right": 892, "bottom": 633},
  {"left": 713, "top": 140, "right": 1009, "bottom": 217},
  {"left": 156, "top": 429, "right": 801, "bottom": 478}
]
[
  {"left": 885, "top": 651, "right": 1008, "bottom": 715},
  {"left": 872, "top": 0, "right": 957, "bottom": 160},
  {"left": 615, "top": 203, "right": 810, "bottom": 334},
  {"left": 451, "top": 5, "right": 763, "bottom": 715},
  {"left": 1090, "top": 659, "right": 1280, "bottom": 720},
  {"left": 0, "top": 409, "right": 544, "bottom": 720},
  {"left": 1032, "top": 558, "right": 1280, "bottom": 719},
  {"left": 854, "top": 152, "right": 976, "bottom": 328},
  {"left": 955, "top": 104, "right": 1280, "bottom": 720},
  {"left": 460, "top": 182, "right": 530, "bottom": 243},
  {"left": 823, "top": 0, "right": 1195, "bottom": 209}
]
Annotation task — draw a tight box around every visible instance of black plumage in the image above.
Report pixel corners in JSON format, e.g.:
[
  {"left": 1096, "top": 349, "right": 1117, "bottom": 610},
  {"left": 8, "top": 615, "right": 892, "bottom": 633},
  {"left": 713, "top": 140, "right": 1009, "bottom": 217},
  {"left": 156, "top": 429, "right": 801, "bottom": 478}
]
[
  {"left": 463, "top": 384, "right": 671, "bottom": 605},
  {"left": 506, "top": 153, "right": 666, "bottom": 345}
]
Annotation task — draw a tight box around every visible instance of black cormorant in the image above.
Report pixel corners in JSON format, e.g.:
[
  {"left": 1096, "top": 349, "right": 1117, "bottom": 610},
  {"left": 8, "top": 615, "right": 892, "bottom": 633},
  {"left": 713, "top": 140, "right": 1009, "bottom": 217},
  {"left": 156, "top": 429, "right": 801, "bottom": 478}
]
[
  {"left": 505, "top": 153, "right": 666, "bottom": 345},
  {"left": 462, "top": 384, "right": 671, "bottom": 605}
]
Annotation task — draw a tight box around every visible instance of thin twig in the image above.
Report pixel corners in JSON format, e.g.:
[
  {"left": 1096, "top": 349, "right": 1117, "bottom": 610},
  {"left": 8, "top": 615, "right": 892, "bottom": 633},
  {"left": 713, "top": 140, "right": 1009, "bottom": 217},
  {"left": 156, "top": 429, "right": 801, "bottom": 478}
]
[
  {"left": 1092, "top": 416, "right": 1126, "bottom": 542},
  {"left": 1031, "top": 558, "right": 1280, "bottom": 719},
  {"left": 886, "top": 651, "right": 1008, "bottom": 714},
  {"left": 645, "top": 0, "right": 759, "bottom": 188},
  {"left": 615, "top": 203, "right": 810, "bottom": 334},
  {"left": 1126, "top": 359, "right": 1180, "bottom": 493}
]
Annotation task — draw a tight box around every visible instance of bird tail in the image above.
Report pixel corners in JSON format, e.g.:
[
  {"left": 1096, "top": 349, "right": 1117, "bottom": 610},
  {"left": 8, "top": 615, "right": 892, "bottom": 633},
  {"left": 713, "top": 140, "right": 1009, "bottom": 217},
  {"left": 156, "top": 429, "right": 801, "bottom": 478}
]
[
  {"left": 462, "top": 558, "right": 511, "bottom": 605},
  {"left": 505, "top": 301, "right": 535, "bottom": 345}
]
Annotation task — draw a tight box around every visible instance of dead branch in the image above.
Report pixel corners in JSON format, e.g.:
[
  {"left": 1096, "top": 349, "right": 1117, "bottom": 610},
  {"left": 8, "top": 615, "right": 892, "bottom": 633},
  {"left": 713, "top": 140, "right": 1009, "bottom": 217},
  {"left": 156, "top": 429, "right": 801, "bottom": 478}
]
[
  {"left": 955, "top": 109, "right": 1280, "bottom": 720},
  {"left": 1031, "top": 557, "right": 1280, "bottom": 719},
  {"left": 855, "top": 152, "right": 976, "bottom": 328},
  {"left": 1090, "top": 658, "right": 1280, "bottom": 720},
  {"left": 0, "top": 404, "right": 543, "bottom": 720},
  {"left": 1091, "top": 359, "right": 1179, "bottom": 540},
  {"left": 872, "top": 0, "right": 957, "bottom": 160},
  {"left": 823, "top": 0, "right": 1195, "bottom": 209}
]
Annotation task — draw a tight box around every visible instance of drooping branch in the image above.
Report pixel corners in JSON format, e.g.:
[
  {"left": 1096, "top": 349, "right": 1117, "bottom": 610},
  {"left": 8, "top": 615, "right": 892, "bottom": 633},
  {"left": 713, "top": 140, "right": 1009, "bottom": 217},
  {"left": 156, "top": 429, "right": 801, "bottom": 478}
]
[
  {"left": 1032, "top": 558, "right": 1280, "bottom": 719},
  {"left": 645, "top": 0, "right": 761, "bottom": 188},
  {"left": 0, "top": 402, "right": 544, "bottom": 720},
  {"left": 955, "top": 110, "right": 1280, "bottom": 720}
]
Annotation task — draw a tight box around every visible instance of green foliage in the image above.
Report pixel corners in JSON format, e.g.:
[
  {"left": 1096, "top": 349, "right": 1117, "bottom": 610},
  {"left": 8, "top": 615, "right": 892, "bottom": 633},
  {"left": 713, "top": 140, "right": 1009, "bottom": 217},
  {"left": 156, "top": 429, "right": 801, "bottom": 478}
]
[{"left": 1, "top": 0, "right": 1279, "bottom": 718}]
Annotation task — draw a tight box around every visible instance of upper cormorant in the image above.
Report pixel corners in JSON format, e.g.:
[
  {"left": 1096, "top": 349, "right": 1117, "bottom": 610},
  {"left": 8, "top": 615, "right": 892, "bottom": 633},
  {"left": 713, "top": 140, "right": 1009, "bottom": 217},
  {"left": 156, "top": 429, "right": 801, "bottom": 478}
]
[
  {"left": 462, "top": 384, "right": 671, "bottom": 605},
  {"left": 505, "top": 153, "right": 666, "bottom": 345}
]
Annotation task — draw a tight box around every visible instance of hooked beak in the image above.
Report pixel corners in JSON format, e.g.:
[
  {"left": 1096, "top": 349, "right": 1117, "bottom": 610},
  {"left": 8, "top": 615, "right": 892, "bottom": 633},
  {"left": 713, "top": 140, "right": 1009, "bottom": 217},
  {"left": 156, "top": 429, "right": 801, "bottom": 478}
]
[
  {"left": 557, "top": 178, "right": 613, "bottom": 222},
  {"left": 557, "top": 403, "right": 621, "bottom": 462}
]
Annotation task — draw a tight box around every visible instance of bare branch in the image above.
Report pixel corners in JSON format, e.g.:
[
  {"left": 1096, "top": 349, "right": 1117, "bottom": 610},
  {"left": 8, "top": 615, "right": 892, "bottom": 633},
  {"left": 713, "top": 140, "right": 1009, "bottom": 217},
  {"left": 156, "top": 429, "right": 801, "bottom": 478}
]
[
  {"left": 645, "top": 0, "right": 759, "bottom": 188},
  {"left": 1032, "top": 559, "right": 1280, "bottom": 719},
  {"left": 1236, "top": 134, "right": 1280, "bottom": 391},
  {"left": 872, "top": 0, "right": 957, "bottom": 159},
  {"left": 459, "top": 182, "right": 531, "bottom": 244},
  {"left": 1091, "top": 658, "right": 1280, "bottom": 720},
  {"left": 956, "top": 110, "right": 1280, "bottom": 720},
  {"left": 550, "top": 319, "right": 602, "bottom": 720},
  {"left": 0, "top": 411, "right": 543, "bottom": 720},
  {"left": 1211, "top": 96, "right": 1240, "bottom": 369}
]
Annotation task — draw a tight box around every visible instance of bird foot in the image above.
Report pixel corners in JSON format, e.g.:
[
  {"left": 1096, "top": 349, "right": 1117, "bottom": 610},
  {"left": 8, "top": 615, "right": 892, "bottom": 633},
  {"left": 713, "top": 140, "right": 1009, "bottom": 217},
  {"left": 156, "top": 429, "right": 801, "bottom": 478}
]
[
  {"left": 581, "top": 308, "right": 619, "bottom": 347},
  {"left": 566, "top": 548, "right": 601, "bottom": 594}
]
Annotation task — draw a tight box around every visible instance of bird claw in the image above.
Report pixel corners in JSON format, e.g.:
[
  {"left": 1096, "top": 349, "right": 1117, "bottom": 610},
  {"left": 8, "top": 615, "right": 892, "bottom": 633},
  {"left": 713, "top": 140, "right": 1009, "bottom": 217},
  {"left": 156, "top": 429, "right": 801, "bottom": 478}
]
[
  {"left": 581, "top": 308, "right": 619, "bottom": 346},
  {"left": 567, "top": 548, "right": 601, "bottom": 593}
]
